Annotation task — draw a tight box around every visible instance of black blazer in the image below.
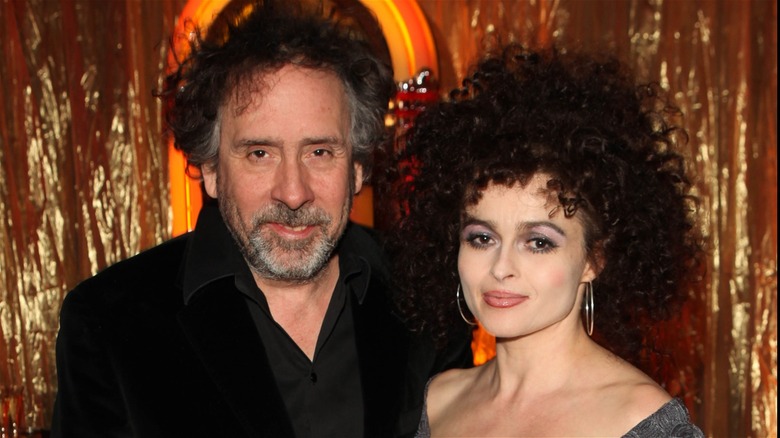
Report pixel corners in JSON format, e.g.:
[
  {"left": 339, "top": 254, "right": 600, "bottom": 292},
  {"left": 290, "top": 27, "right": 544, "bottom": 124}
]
[{"left": 51, "top": 214, "right": 470, "bottom": 437}]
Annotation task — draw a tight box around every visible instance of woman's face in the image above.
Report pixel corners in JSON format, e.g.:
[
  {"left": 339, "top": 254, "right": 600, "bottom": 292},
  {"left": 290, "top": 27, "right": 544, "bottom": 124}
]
[{"left": 457, "top": 175, "right": 597, "bottom": 339}]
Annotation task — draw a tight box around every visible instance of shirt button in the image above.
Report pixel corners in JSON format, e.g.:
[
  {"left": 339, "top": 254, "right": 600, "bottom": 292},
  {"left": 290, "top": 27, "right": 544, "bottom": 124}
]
[{"left": 310, "top": 372, "right": 318, "bottom": 383}]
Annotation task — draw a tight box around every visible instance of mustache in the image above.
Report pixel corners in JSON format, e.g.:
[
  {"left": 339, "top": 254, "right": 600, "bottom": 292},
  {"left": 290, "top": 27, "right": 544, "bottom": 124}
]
[{"left": 250, "top": 203, "right": 331, "bottom": 228}]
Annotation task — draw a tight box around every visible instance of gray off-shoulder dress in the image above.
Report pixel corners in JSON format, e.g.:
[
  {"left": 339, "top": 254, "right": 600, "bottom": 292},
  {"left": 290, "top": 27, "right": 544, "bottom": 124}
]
[{"left": 415, "top": 381, "right": 704, "bottom": 438}]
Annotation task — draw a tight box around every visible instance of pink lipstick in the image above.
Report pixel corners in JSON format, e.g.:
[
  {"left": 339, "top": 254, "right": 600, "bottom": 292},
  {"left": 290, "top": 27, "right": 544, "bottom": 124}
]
[{"left": 483, "top": 291, "right": 528, "bottom": 308}]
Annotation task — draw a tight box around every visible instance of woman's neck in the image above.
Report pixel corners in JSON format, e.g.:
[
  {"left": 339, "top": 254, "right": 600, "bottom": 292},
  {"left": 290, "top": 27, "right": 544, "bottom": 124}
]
[{"left": 486, "top": 324, "right": 598, "bottom": 399}]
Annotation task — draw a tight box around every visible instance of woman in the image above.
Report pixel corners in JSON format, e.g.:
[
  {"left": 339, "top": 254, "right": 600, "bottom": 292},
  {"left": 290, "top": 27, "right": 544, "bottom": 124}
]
[{"left": 386, "top": 45, "right": 705, "bottom": 437}]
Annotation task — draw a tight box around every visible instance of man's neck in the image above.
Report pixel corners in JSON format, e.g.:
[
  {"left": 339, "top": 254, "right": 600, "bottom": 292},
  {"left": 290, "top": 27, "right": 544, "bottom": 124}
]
[{"left": 252, "top": 255, "right": 340, "bottom": 360}]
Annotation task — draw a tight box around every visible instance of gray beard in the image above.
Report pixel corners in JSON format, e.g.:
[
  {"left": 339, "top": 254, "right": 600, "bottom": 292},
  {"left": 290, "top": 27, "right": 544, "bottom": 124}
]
[{"left": 220, "top": 195, "right": 353, "bottom": 283}]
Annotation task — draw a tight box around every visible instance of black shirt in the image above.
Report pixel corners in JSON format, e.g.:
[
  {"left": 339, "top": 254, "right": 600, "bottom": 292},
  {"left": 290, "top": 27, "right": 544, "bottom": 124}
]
[{"left": 183, "top": 204, "right": 366, "bottom": 437}]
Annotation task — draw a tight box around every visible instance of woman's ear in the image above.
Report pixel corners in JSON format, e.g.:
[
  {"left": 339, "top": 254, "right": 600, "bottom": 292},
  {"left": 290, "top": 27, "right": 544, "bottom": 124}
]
[{"left": 584, "top": 242, "right": 606, "bottom": 281}]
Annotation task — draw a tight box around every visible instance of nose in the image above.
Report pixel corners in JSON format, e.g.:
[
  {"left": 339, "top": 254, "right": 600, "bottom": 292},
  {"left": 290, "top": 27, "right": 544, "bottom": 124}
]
[
  {"left": 270, "top": 158, "right": 315, "bottom": 210},
  {"left": 490, "top": 245, "right": 518, "bottom": 281}
]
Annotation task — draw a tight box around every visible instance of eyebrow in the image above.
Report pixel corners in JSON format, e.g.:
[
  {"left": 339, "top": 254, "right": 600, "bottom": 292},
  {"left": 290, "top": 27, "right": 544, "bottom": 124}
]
[
  {"left": 234, "top": 136, "right": 345, "bottom": 149},
  {"left": 521, "top": 220, "right": 567, "bottom": 237},
  {"left": 461, "top": 214, "right": 567, "bottom": 237},
  {"left": 233, "top": 137, "right": 280, "bottom": 150},
  {"left": 461, "top": 215, "right": 491, "bottom": 229}
]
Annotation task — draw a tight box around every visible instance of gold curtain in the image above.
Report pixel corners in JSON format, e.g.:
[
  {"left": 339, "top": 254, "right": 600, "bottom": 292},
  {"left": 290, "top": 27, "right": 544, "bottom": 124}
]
[
  {"left": 0, "top": 0, "right": 184, "bottom": 432},
  {"left": 418, "top": 1, "right": 777, "bottom": 436},
  {"left": 0, "top": 0, "right": 775, "bottom": 435}
]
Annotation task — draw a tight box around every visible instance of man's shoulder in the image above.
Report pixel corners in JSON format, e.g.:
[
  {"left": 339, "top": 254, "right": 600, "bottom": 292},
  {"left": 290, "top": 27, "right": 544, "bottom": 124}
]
[
  {"left": 64, "top": 233, "right": 191, "bottom": 310},
  {"left": 341, "top": 223, "right": 389, "bottom": 270},
  {"left": 342, "top": 222, "right": 383, "bottom": 248},
  {"left": 89, "top": 233, "right": 190, "bottom": 284}
]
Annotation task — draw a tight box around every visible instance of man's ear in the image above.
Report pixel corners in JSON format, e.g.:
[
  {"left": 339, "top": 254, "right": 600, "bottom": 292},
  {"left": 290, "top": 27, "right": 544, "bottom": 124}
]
[
  {"left": 353, "top": 163, "right": 364, "bottom": 195},
  {"left": 202, "top": 163, "right": 218, "bottom": 199}
]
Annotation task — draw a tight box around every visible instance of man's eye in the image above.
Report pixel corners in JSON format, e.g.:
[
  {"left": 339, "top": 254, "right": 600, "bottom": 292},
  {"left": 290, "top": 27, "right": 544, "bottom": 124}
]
[
  {"left": 248, "top": 150, "right": 267, "bottom": 159},
  {"left": 312, "top": 148, "right": 332, "bottom": 157}
]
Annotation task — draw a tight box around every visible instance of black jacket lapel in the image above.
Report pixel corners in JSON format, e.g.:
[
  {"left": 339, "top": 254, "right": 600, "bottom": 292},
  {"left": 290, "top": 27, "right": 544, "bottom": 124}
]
[
  {"left": 353, "top": 272, "right": 411, "bottom": 438},
  {"left": 177, "top": 278, "right": 295, "bottom": 437}
]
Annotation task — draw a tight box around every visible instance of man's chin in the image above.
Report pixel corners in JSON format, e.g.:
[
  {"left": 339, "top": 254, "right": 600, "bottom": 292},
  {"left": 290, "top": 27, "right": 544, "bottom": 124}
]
[
  {"left": 250, "top": 248, "right": 334, "bottom": 282},
  {"left": 252, "top": 263, "right": 326, "bottom": 283}
]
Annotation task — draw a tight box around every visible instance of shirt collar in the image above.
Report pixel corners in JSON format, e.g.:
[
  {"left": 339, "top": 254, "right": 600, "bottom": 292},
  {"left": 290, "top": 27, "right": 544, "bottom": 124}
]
[
  {"left": 339, "top": 250, "right": 370, "bottom": 305},
  {"left": 181, "top": 203, "right": 372, "bottom": 305},
  {"left": 180, "top": 202, "right": 246, "bottom": 305}
]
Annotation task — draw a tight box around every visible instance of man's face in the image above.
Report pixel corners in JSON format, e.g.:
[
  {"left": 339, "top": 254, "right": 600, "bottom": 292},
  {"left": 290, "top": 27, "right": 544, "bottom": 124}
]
[{"left": 202, "top": 65, "right": 363, "bottom": 283}]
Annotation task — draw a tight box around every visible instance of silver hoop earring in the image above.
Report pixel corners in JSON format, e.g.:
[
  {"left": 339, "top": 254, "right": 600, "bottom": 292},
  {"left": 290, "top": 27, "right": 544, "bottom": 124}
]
[
  {"left": 583, "top": 281, "right": 594, "bottom": 336},
  {"left": 456, "top": 284, "right": 477, "bottom": 326}
]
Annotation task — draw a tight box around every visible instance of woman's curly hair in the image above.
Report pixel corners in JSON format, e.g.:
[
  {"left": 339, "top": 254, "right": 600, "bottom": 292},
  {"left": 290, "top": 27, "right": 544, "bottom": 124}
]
[
  {"left": 157, "top": 0, "right": 395, "bottom": 180},
  {"left": 385, "top": 45, "right": 704, "bottom": 366}
]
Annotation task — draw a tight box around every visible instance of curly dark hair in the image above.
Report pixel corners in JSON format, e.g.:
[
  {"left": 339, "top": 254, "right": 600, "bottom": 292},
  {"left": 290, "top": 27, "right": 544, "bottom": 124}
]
[
  {"left": 158, "top": 0, "right": 395, "bottom": 179},
  {"left": 385, "top": 45, "right": 704, "bottom": 366}
]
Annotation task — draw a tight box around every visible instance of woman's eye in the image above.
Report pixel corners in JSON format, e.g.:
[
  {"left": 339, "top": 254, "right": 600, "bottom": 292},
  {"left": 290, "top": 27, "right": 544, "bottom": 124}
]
[
  {"left": 467, "top": 233, "right": 494, "bottom": 248},
  {"left": 528, "top": 237, "right": 556, "bottom": 253}
]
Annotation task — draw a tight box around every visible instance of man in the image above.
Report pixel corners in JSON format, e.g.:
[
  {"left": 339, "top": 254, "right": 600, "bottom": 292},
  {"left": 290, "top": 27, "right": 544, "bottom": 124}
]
[{"left": 50, "top": 1, "right": 471, "bottom": 437}]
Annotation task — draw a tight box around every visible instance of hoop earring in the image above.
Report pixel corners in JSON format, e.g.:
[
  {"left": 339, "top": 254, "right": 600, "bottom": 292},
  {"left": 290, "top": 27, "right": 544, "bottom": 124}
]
[
  {"left": 456, "top": 284, "right": 477, "bottom": 326},
  {"left": 583, "top": 281, "right": 594, "bottom": 336}
]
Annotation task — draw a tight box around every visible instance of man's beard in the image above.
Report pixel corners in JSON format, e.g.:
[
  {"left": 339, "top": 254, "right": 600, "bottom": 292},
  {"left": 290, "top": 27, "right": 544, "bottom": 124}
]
[{"left": 220, "top": 191, "right": 353, "bottom": 283}]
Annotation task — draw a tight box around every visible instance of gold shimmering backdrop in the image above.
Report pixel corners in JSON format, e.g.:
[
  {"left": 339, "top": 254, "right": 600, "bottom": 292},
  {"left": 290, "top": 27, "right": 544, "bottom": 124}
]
[{"left": 0, "top": 0, "right": 775, "bottom": 436}]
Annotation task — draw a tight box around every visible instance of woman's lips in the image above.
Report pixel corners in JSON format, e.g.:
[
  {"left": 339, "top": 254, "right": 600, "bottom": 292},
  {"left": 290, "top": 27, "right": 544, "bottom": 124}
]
[{"left": 483, "top": 291, "right": 528, "bottom": 308}]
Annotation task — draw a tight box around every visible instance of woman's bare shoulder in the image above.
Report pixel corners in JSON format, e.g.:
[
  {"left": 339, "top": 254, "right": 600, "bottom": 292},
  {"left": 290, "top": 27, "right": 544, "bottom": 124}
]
[
  {"left": 592, "top": 358, "right": 673, "bottom": 432},
  {"left": 429, "top": 365, "right": 480, "bottom": 398},
  {"left": 426, "top": 364, "right": 484, "bottom": 422},
  {"left": 621, "top": 378, "right": 674, "bottom": 425}
]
